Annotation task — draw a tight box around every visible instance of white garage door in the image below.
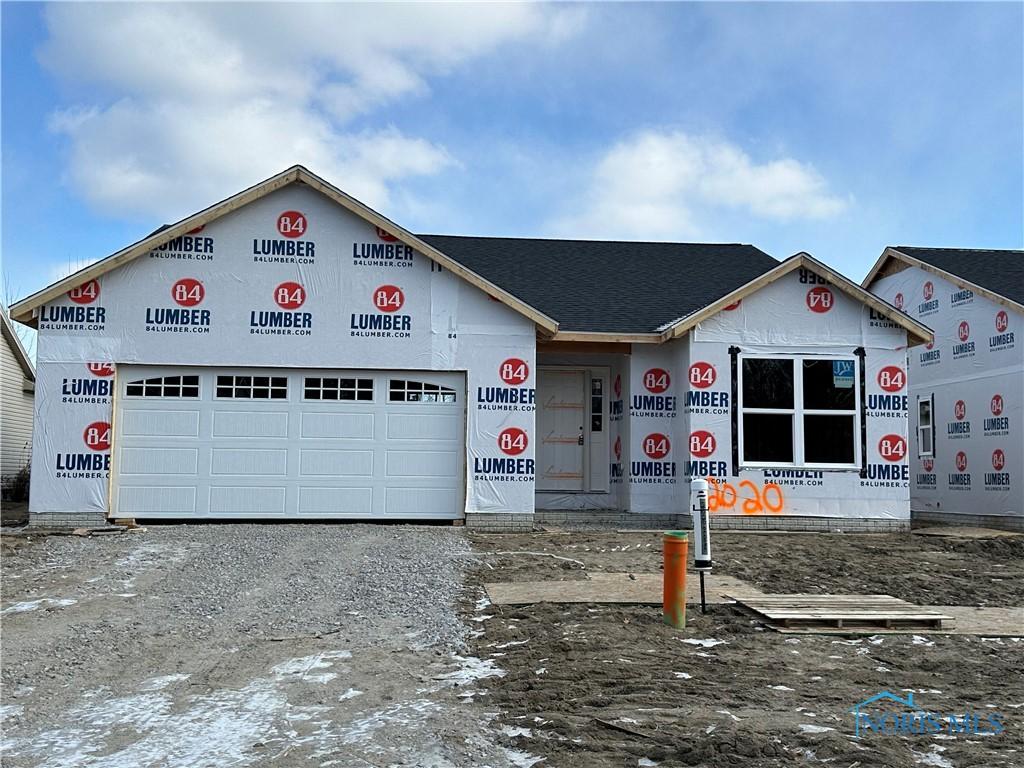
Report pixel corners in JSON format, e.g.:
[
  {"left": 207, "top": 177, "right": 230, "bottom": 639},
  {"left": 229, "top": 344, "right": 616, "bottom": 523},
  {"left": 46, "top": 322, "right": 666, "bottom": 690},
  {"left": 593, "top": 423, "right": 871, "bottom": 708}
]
[{"left": 111, "top": 366, "right": 465, "bottom": 519}]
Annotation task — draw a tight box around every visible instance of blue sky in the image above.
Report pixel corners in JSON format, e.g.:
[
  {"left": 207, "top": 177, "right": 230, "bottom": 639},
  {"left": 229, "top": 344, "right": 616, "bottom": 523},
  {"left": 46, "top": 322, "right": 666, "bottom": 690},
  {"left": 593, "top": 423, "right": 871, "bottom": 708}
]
[{"left": 3, "top": 2, "right": 1022, "bottom": 330}]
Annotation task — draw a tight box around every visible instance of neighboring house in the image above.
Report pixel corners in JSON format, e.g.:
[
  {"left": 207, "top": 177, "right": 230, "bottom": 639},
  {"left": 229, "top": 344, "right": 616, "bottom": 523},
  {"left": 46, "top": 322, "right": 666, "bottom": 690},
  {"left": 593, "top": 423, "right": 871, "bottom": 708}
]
[
  {"left": 1, "top": 306, "right": 35, "bottom": 498},
  {"left": 10, "top": 166, "right": 929, "bottom": 530},
  {"left": 864, "top": 247, "right": 1023, "bottom": 531}
]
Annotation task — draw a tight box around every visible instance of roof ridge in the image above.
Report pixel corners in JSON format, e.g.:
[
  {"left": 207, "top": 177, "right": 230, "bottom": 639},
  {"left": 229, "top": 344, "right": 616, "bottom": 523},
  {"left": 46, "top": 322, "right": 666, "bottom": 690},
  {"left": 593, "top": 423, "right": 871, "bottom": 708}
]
[
  {"left": 895, "top": 245, "right": 1024, "bottom": 254},
  {"left": 417, "top": 234, "right": 758, "bottom": 247}
]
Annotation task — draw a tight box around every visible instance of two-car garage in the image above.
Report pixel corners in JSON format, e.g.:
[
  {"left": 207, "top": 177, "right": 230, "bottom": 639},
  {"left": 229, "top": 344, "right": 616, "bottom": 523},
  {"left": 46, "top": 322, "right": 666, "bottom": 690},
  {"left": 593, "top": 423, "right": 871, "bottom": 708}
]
[{"left": 111, "top": 366, "right": 465, "bottom": 520}]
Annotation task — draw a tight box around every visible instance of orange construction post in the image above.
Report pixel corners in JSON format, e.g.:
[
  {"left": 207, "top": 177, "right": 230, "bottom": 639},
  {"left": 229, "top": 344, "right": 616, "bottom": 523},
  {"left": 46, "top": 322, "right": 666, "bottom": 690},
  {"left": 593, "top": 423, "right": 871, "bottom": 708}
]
[{"left": 662, "top": 530, "right": 688, "bottom": 628}]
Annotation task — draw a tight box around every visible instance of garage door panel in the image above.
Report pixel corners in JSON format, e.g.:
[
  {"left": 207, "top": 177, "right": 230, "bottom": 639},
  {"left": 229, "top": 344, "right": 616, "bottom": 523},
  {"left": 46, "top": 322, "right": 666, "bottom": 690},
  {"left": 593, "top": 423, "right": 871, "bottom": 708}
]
[
  {"left": 210, "top": 448, "right": 288, "bottom": 476},
  {"left": 121, "top": 409, "right": 200, "bottom": 437},
  {"left": 209, "top": 486, "right": 287, "bottom": 514},
  {"left": 120, "top": 447, "right": 199, "bottom": 476},
  {"left": 387, "top": 412, "right": 461, "bottom": 440},
  {"left": 298, "top": 487, "right": 373, "bottom": 514},
  {"left": 213, "top": 411, "right": 289, "bottom": 438},
  {"left": 299, "top": 449, "right": 373, "bottom": 477},
  {"left": 114, "top": 366, "right": 465, "bottom": 519},
  {"left": 386, "top": 450, "right": 459, "bottom": 478},
  {"left": 118, "top": 486, "right": 197, "bottom": 514},
  {"left": 385, "top": 487, "right": 458, "bottom": 515},
  {"left": 300, "top": 412, "right": 374, "bottom": 439}
]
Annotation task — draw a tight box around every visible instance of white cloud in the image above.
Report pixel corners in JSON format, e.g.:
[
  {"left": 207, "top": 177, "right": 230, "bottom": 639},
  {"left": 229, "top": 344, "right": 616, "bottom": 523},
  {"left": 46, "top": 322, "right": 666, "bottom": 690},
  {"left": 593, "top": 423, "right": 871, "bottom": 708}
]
[
  {"left": 40, "top": 3, "right": 584, "bottom": 220},
  {"left": 550, "top": 130, "right": 849, "bottom": 240}
]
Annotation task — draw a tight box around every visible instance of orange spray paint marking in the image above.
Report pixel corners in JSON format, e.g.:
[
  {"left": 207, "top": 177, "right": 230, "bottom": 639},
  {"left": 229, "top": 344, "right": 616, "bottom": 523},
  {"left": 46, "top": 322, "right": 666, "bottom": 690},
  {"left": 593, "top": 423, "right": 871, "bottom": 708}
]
[
  {"left": 662, "top": 531, "right": 688, "bottom": 629},
  {"left": 706, "top": 478, "right": 785, "bottom": 515}
]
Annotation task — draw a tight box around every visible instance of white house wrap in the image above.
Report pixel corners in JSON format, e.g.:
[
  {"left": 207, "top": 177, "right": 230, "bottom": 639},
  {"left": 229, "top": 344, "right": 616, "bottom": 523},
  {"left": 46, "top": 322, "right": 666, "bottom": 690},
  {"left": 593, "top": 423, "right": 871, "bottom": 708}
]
[{"left": 12, "top": 167, "right": 930, "bottom": 530}]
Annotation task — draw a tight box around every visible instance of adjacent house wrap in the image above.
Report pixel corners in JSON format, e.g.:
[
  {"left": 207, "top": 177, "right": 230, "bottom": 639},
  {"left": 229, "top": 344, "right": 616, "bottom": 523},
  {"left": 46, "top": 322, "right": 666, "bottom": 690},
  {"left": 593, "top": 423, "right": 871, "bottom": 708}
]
[
  {"left": 10, "top": 166, "right": 930, "bottom": 530},
  {"left": 864, "top": 247, "right": 1023, "bottom": 530}
]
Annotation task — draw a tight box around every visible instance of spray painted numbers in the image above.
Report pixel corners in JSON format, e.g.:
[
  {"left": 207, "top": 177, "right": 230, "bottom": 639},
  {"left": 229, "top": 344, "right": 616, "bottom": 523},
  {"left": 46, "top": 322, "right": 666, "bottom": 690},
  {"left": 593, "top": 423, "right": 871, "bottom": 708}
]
[{"left": 705, "top": 477, "right": 785, "bottom": 514}]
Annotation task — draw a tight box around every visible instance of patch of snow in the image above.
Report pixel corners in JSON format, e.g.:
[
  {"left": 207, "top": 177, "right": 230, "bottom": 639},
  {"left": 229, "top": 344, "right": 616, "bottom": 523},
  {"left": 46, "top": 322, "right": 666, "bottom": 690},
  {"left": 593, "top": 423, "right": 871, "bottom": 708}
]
[
  {"left": 501, "top": 725, "right": 533, "bottom": 738},
  {"left": 769, "top": 685, "right": 794, "bottom": 692},
  {"left": 437, "top": 655, "right": 506, "bottom": 685},
  {"left": 1, "top": 598, "right": 77, "bottom": 615},
  {"left": 680, "top": 638, "right": 726, "bottom": 648},
  {"left": 673, "top": 672, "right": 692, "bottom": 679},
  {"left": 272, "top": 650, "right": 351, "bottom": 684},
  {"left": 535, "top": 667, "right": 547, "bottom": 676},
  {"left": 912, "top": 635, "right": 936, "bottom": 646},
  {"left": 494, "top": 640, "right": 529, "bottom": 649},
  {"left": 138, "top": 674, "right": 190, "bottom": 692},
  {"left": 798, "top": 724, "right": 835, "bottom": 734},
  {"left": 0, "top": 704, "right": 24, "bottom": 720},
  {"left": 638, "top": 759, "right": 658, "bottom": 767},
  {"left": 912, "top": 745, "right": 954, "bottom": 768},
  {"left": 504, "top": 748, "right": 545, "bottom": 767},
  {"left": 716, "top": 710, "right": 741, "bottom": 722},
  {"left": 338, "top": 688, "right": 362, "bottom": 701}
]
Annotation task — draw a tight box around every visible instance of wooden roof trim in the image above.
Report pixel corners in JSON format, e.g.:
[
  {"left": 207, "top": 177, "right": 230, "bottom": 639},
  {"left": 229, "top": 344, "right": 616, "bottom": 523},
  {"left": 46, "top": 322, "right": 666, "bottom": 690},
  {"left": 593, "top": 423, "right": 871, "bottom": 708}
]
[
  {"left": 548, "top": 330, "right": 662, "bottom": 343},
  {"left": 1, "top": 307, "right": 35, "bottom": 380},
  {"left": 659, "top": 252, "right": 934, "bottom": 346},
  {"left": 863, "top": 247, "right": 1024, "bottom": 313},
  {"left": 10, "top": 165, "right": 559, "bottom": 334}
]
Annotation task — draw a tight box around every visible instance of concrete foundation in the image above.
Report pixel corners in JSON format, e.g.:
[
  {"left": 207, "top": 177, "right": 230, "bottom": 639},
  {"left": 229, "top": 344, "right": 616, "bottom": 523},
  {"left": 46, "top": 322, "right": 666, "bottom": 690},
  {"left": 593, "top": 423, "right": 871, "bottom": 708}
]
[{"left": 912, "top": 509, "right": 1023, "bottom": 533}]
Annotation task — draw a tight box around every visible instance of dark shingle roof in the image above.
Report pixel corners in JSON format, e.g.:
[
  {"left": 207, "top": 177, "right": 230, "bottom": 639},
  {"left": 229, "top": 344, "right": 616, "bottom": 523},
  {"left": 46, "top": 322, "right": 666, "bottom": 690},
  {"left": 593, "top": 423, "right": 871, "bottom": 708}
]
[
  {"left": 416, "top": 236, "right": 778, "bottom": 333},
  {"left": 893, "top": 247, "right": 1024, "bottom": 306}
]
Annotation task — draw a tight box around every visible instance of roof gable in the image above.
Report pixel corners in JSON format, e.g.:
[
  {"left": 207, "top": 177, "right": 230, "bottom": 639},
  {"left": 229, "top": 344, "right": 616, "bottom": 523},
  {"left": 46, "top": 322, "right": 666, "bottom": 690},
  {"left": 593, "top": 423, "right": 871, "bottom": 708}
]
[
  {"left": 10, "top": 166, "right": 558, "bottom": 333},
  {"left": 661, "top": 252, "right": 933, "bottom": 346},
  {"left": 863, "top": 246, "right": 1024, "bottom": 310}
]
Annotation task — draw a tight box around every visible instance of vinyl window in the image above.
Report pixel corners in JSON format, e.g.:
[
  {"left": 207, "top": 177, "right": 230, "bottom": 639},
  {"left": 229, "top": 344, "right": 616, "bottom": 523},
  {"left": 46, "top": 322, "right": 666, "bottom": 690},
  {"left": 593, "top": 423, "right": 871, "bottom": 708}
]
[
  {"left": 215, "top": 375, "right": 288, "bottom": 399},
  {"left": 737, "top": 355, "right": 860, "bottom": 469},
  {"left": 917, "top": 395, "right": 934, "bottom": 458},
  {"left": 125, "top": 374, "right": 200, "bottom": 399},
  {"left": 388, "top": 379, "right": 457, "bottom": 403}
]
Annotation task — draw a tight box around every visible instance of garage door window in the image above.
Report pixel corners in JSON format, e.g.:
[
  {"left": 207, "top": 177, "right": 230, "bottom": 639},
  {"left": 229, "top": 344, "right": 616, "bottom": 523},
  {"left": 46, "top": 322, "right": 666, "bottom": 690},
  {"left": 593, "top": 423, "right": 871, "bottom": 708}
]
[
  {"left": 389, "top": 379, "right": 457, "bottom": 403},
  {"left": 125, "top": 374, "right": 200, "bottom": 398},
  {"left": 304, "top": 377, "right": 374, "bottom": 401},
  {"left": 215, "top": 375, "right": 288, "bottom": 399}
]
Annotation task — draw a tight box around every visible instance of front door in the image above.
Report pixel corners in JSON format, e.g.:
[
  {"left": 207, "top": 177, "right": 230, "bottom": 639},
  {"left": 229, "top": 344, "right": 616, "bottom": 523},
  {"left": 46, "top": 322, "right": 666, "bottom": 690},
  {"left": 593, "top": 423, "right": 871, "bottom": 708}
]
[{"left": 537, "top": 369, "right": 586, "bottom": 492}]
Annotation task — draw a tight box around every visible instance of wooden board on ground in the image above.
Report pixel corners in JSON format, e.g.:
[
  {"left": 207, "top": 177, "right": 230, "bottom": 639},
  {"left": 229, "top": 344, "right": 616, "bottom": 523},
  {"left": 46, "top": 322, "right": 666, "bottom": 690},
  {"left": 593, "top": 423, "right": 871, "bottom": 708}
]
[
  {"left": 485, "top": 572, "right": 761, "bottom": 606},
  {"left": 938, "top": 606, "right": 1023, "bottom": 636},
  {"left": 731, "top": 593, "right": 954, "bottom": 632},
  {"left": 912, "top": 526, "right": 1023, "bottom": 539}
]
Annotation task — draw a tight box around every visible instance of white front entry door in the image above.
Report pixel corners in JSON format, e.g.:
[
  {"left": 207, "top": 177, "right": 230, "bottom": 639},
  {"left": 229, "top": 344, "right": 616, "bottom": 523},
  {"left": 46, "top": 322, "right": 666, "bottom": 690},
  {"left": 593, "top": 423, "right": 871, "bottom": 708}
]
[
  {"left": 536, "top": 369, "right": 586, "bottom": 492},
  {"left": 111, "top": 365, "right": 465, "bottom": 519}
]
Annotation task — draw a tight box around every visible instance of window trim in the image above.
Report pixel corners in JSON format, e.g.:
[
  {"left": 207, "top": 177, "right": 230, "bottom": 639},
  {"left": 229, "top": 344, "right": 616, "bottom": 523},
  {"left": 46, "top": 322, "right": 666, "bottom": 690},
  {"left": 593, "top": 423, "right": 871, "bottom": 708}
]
[
  {"left": 388, "top": 378, "right": 458, "bottom": 404},
  {"left": 214, "top": 374, "right": 289, "bottom": 400},
  {"left": 737, "top": 353, "right": 862, "bottom": 471},
  {"left": 917, "top": 394, "right": 935, "bottom": 458},
  {"left": 124, "top": 374, "right": 201, "bottom": 399},
  {"left": 302, "top": 376, "right": 374, "bottom": 402}
]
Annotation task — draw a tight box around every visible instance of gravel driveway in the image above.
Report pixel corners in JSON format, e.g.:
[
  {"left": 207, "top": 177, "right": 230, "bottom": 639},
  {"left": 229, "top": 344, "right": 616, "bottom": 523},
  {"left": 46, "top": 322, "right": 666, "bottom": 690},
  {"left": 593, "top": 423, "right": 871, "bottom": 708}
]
[{"left": 1, "top": 524, "right": 533, "bottom": 768}]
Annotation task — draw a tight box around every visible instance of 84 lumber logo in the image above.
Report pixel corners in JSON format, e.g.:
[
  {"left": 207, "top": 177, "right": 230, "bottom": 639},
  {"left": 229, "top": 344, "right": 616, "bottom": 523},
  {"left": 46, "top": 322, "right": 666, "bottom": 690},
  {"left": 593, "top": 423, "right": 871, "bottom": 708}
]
[
  {"left": 477, "top": 358, "right": 535, "bottom": 412},
  {"left": 55, "top": 422, "right": 111, "bottom": 478},
  {"left": 250, "top": 282, "right": 312, "bottom": 336},
  {"left": 473, "top": 428, "right": 534, "bottom": 481}
]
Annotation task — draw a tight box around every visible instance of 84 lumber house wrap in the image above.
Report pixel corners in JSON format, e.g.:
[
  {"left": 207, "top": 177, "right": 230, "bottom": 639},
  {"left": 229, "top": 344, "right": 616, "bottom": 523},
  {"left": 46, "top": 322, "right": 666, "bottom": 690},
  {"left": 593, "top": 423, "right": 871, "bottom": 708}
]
[{"left": 10, "top": 166, "right": 931, "bottom": 531}]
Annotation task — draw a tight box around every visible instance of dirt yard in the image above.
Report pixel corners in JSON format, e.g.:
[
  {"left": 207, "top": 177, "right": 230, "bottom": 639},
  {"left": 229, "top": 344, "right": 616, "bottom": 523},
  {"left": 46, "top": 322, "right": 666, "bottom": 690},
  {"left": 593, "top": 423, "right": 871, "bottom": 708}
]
[
  {"left": 2, "top": 525, "right": 1021, "bottom": 767},
  {"left": 463, "top": 530, "right": 1024, "bottom": 767}
]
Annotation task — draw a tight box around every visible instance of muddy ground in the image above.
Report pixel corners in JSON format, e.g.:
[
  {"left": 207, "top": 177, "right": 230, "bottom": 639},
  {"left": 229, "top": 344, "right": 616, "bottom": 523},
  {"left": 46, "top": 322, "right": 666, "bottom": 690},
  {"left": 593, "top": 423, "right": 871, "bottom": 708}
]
[{"left": 464, "top": 531, "right": 1024, "bottom": 767}]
